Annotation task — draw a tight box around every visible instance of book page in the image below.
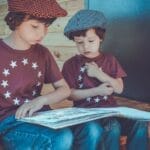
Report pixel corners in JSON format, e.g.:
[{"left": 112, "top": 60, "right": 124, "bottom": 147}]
[{"left": 18, "top": 107, "right": 150, "bottom": 129}]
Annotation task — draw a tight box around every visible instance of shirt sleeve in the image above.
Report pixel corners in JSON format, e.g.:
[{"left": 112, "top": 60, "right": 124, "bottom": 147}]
[
  {"left": 108, "top": 55, "right": 127, "bottom": 78},
  {"left": 62, "top": 60, "right": 77, "bottom": 88},
  {"left": 44, "top": 49, "right": 63, "bottom": 83}
]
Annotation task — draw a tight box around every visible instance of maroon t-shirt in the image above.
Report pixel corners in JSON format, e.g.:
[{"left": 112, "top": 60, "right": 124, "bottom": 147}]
[
  {"left": 62, "top": 53, "right": 127, "bottom": 108},
  {"left": 0, "top": 39, "right": 63, "bottom": 120}
]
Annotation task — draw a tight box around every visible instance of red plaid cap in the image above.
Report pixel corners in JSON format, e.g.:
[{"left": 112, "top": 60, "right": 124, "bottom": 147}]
[{"left": 8, "top": 0, "right": 67, "bottom": 18}]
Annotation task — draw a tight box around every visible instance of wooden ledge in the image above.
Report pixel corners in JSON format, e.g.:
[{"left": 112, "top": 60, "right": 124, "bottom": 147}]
[{"left": 115, "top": 96, "right": 150, "bottom": 111}]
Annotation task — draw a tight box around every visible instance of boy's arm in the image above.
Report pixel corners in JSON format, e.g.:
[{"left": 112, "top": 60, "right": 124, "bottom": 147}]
[
  {"left": 86, "top": 62, "right": 124, "bottom": 94},
  {"left": 15, "top": 79, "right": 70, "bottom": 118},
  {"left": 96, "top": 73, "right": 124, "bottom": 94},
  {"left": 40, "top": 78, "right": 71, "bottom": 105},
  {"left": 69, "top": 83, "right": 113, "bottom": 101}
]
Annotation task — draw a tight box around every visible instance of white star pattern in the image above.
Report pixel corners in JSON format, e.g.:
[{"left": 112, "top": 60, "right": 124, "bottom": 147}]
[
  {"left": 94, "top": 97, "right": 100, "bottom": 103},
  {"left": 79, "top": 83, "right": 83, "bottom": 88},
  {"left": 77, "top": 65, "right": 109, "bottom": 105},
  {"left": 4, "top": 91, "right": 11, "bottom": 99},
  {"left": 86, "top": 97, "right": 92, "bottom": 102},
  {"left": 36, "top": 81, "right": 41, "bottom": 86},
  {"left": 13, "top": 97, "right": 20, "bottom": 105},
  {"left": 103, "top": 96, "right": 108, "bottom": 100},
  {"left": 32, "top": 90, "right": 36, "bottom": 96},
  {"left": 24, "top": 99, "right": 30, "bottom": 103},
  {"left": 38, "top": 71, "right": 42, "bottom": 78},
  {"left": 80, "top": 66, "right": 86, "bottom": 73},
  {"left": 1, "top": 58, "right": 42, "bottom": 105},
  {"left": 10, "top": 60, "right": 17, "bottom": 68},
  {"left": 78, "top": 75, "right": 82, "bottom": 81},
  {"left": 32, "top": 62, "right": 38, "bottom": 70},
  {"left": 1, "top": 80, "right": 8, "bottom": 88},
  {"left": 22, "top": 58, "right": 28, "bottom": 66},
  {"left": 2, "top": 69, "right": 10, "bottom": 77}
]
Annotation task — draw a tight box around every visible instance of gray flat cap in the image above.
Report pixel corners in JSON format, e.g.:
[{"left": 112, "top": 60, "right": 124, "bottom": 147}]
[{"left": 64, "top": 9, "right": 107, "bottom": 38}]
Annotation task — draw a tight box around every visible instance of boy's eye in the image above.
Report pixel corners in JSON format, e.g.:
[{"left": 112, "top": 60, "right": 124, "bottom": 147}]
[
  {"left": 31, "top": 25, "right": 39, "bottom": 29},
  {"left": 77, "top": 41, "right": 83, "bottom": 44},
  {"left": 89, "top": 40, "right": 94, "bottom": 43}
]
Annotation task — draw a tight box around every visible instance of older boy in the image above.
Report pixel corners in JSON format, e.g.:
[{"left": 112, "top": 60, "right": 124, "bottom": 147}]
[{"left": 0, "top": 0, "right": 73, "bottom": 149}]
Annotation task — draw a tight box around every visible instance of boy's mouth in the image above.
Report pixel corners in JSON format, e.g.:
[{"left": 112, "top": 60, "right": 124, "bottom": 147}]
[
  {"left": 36, "top": 40, "right": 42, "bottom": 43},
  {"left": 83, "top": 51, "right": 91, "bottom": 55}
]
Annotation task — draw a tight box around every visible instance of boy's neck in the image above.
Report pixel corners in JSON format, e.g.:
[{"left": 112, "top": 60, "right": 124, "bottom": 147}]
[{"left": 3, "top": 32, "right": 31, "bottom": 50}]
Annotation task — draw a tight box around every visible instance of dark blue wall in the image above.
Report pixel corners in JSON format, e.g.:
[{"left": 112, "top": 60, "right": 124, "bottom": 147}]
[{"left": 86, "top": 0, "right": 150, "bottom": 102}]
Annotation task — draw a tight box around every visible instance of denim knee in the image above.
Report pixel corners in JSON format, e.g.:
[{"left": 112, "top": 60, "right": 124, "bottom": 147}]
[
  {"left": 103, "top": 118, "right": 121, "bottom": 137},
  {"left": 73, "top": 121, "right": 103, "bottom": 150},
  {"left": 2, "top": 122, "right": 73, "bottom": 150},
  {"left": 128, "top": 121, "right": 148, "bottom": 140},
  {"left": 134, "top": 121, "right": 147, "bottom": 137},
  {"left": 127, "top": 121, "right": 148, "bottom": 150},
  {"left": 102, "top": 118, "right": 121, "bottom": 150},
  {"left": 52, "top": 128, "right": 73, "bottom": 150},
  {"left": 82, "top": 121, "right": 103, "bottom": 141},
  {"left": 38, "top": 127, "right": 73, "bottom": 150},
  {"left": 2, "top": 131, "right": 41, "bottom": 150}
]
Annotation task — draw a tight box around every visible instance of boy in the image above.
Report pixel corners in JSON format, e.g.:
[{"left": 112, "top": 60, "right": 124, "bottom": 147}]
[
  {"left": 0, "top": 0, "right": 73, "bottom": 149},
  {"left": 62, "top": 9, "right": 148, "bottom": 150}
]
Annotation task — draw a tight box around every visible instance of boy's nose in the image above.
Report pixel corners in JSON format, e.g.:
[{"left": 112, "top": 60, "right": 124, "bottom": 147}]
[{"left": 84, "top": 42, "right": 89, "bottom": 50}]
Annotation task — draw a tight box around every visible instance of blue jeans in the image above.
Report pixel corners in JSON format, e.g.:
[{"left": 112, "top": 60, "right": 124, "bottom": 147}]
[
  {"left": 72, "top": 121, "right": 103, "bottom": 150},
  {"left": 80, "top": 118, "right": 148, "bottom": 150},
  {"left": 101, "top": 118, "right": 148, "bottom": 150},
  {"left": 72, "top": 119, "right": 121, "bottom": 150},
  {"left": 0, "top": 116, "right": 73, "bottom": 150},
  {"left": 119, "top": 118, "right": 148, "bottom": 150},
  {"left": 100, "top": 118, "right": 121, "bottom": 150}
]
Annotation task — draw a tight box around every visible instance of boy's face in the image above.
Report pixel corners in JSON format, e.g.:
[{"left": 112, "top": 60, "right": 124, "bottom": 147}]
[
  {"left": 74, "top": 28, "right": 102, "bottom": 58},
  {"left": 15, "top": 19, "right": 49, "bottom": 46}
]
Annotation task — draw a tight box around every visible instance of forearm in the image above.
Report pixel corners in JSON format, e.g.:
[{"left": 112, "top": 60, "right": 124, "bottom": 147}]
[
  {"left": 69, "top": 87, "right": 102, "bottom": 101},
  {"left": 41, "top": 84, "right": 70, "bottom": 105},
  {"left": 97, "top": 73, "right": 123, "bottom": 94},
  {"left": 15, "top": 80, "right": 70, "bottom": 118},
  {"left": 108, "top": 78, "right": 123, "bottom": 94}
]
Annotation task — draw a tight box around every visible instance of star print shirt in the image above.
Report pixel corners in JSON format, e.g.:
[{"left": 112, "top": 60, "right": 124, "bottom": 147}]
[
  {"left": 0, "top": 39, "right": 63, "bottom": 121},
  {"left": 62, "top": 53, "right": 127, "bottom": 108}
]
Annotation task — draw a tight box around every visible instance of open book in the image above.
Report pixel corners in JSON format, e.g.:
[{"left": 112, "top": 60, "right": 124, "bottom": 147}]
[{"left": 18, "top": 107, "right": 150, "bottom": 129}]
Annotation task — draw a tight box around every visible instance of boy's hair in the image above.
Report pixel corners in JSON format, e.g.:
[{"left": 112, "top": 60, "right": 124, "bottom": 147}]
[
  {"left": 5, "top": 12, "right": 56, "bottom": 31},
  {"left": 68, "top": 27, "right": 106, "bottom": 41}
]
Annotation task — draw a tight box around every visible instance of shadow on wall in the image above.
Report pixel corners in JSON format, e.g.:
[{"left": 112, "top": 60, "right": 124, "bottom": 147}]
[
  {"left": 87, "top": 0, "right": 150, "bottom": 102},
  {"left": 103, "top": 17, "right": 150, "bottom": 102}
]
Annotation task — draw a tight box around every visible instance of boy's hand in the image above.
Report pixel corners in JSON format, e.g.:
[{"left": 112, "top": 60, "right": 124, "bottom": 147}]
[
  {"left": 85, "top": 62, "right": 106, "bottom": 81},
  {"left": 15, "top": 97, "right": 44, "bottom": 119},
  {"left": 97, "top": 83, "right": 114, "bottom": 96}
]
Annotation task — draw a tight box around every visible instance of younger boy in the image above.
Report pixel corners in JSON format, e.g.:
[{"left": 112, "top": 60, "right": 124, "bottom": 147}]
[{"left": 62, "top": 9, "right": 148, "bottom": 150}]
